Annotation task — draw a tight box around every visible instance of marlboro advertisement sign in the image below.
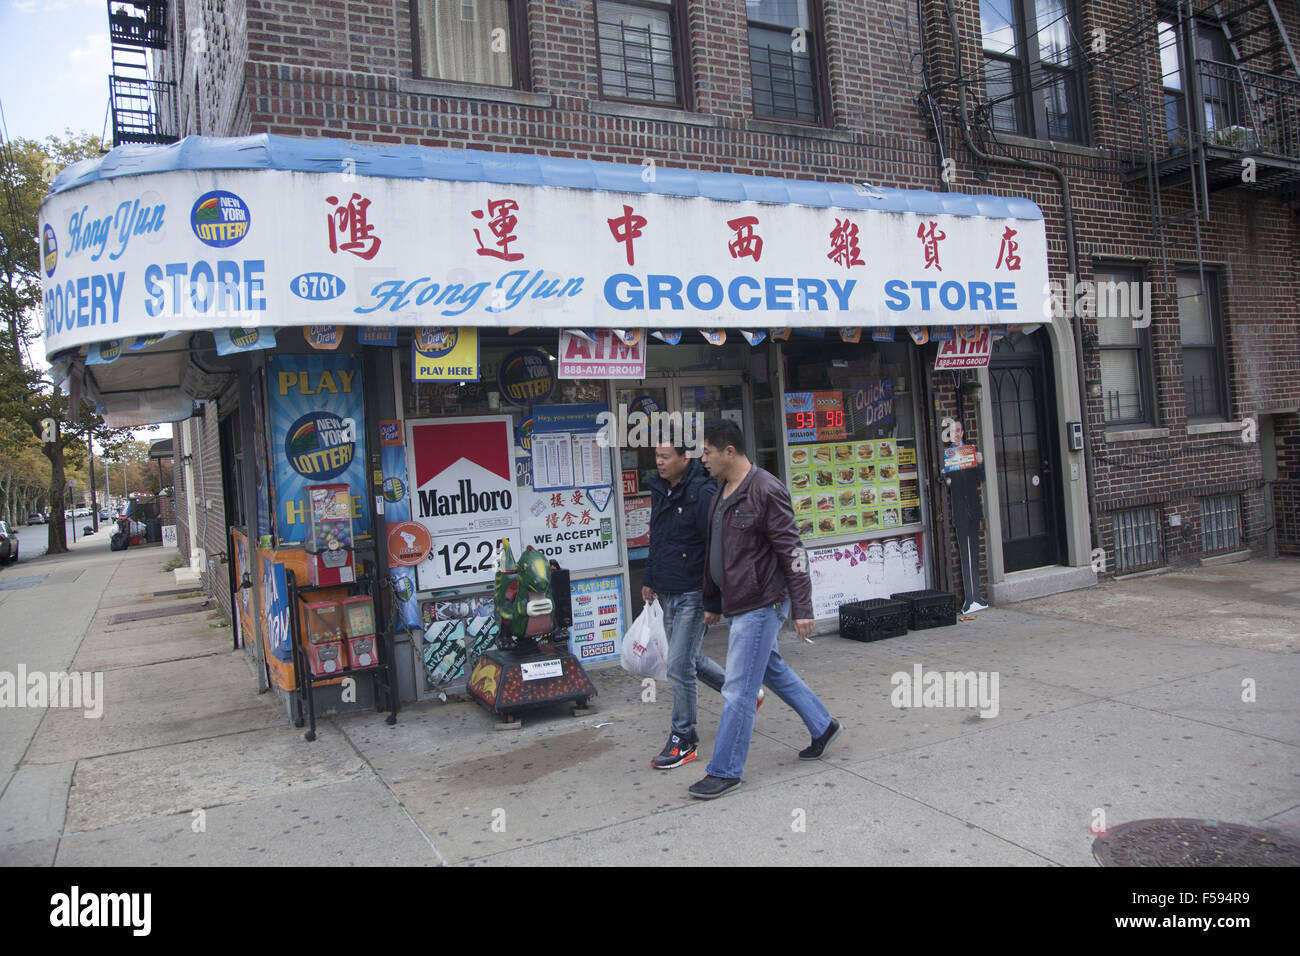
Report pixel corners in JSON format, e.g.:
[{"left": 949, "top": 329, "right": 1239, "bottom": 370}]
[{"left": 405, "top": 416, "right": 522, "bottom": 590}]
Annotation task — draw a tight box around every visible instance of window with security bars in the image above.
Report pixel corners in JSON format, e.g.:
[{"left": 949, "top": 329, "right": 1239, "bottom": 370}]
[
  {"left": 1200, "top": 495, "right": 1241, "bottom": 553},
  {"left": 596, "top": 0, "right": 686, "bottom": 106},
  {"left": 1112, "top": 506, "right": 1162, "bottom": 572},
  {"left": 747, "top": 0, "right": 824, "bottom": 124}
]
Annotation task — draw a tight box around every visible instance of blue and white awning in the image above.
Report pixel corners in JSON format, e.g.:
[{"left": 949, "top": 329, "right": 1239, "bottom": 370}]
[{"left": 40, "top": 134, "right": 1048, "bottom": 360}]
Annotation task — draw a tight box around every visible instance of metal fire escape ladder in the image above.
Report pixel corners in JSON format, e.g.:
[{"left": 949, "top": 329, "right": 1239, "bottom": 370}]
[
  {"left": 107, "top": 1, "right": 176, "bottom": 145},
  {"left": 1210, "top": 0, "right": 1300, "bottom": 75}
]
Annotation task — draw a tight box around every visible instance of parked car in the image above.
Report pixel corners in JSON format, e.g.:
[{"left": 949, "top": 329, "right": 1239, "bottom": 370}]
[
  {"left": 99, "top": 509, "right": 112, "bottom": 520},
  {"left": 75, "top": 507, "right": 92, "bottom": 517},
  {"left": 28, "top": 513, "right": 46, "bottom": 524},
  {"left": 0, "top": 522, "right": 18, "bottom": 564}
]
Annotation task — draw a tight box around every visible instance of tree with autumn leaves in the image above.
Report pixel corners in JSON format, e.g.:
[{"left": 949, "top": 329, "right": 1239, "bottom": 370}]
[{"left": 0, "top": 131, "right": 136, "bottom": 554}]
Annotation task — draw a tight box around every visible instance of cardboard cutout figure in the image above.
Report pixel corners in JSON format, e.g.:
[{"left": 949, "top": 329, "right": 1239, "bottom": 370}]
[{"left": 942, "top": 419, "right": 987, "bottom": 613}]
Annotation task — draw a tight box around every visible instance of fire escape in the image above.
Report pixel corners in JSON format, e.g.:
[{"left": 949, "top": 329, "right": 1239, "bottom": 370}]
[
  {"left": 107, "top": 1, "right": 177, "bottom": 145},
  {"left": 1117, "top": 0, "right": 1300, "bottom": 219}
]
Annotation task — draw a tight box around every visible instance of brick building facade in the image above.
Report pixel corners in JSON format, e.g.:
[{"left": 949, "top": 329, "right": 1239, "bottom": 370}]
[{"left": 141, "top": 0, "right": 1297, "bottom": 620}]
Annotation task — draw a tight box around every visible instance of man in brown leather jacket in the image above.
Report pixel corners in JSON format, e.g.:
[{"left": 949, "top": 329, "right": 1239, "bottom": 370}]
[{"left": 688, "top": 419, "right": 841, "bottom": 800}]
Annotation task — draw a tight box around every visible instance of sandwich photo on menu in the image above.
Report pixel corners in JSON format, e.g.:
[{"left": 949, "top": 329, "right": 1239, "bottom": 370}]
[
  {"left": 790, "top": 448, "right": 809, "bottom": 466},
  {"left": 792, "top": 471, "right": 811, "bottom": 490},
  {"left": 813, "top": 446, "right": 833, "bottom": 463}
]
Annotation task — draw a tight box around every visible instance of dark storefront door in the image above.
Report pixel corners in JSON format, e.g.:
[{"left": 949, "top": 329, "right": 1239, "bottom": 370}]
[{"left": 990, "top": 333, "right": 1064, "bottom": 572}]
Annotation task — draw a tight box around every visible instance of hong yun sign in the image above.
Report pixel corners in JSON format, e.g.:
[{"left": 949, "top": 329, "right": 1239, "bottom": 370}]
[{"left": 40, "top": 146, "right": 1049, "bottom": 357}]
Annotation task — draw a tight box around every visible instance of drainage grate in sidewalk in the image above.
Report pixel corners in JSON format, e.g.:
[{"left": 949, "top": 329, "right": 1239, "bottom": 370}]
[
  {"left": 108, "top": 601, "right": 212, "bottom": 625},
  {"left": 1093, "top": 818, "right": 1300, "bottom": 866}
]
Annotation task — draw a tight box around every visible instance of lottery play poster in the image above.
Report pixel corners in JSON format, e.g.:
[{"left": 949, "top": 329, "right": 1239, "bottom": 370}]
[
  {"left": 268, "top": 354, "right": 370, "bottom": 546},
  {"left": 569, "top": 576, "right": 623, "bottom": 664},
  {"left": 379, "top": 429, "right": 421, "bottom": 631}
]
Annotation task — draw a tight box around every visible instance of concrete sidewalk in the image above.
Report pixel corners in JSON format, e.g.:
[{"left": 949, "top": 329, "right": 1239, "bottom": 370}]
[{"left": 1, "top": 546, "right": 1296, "bottom": 866}]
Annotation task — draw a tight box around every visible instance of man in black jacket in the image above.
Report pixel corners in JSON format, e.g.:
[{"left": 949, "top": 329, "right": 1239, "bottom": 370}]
[{"left": 642, "top": 441, "right": 739, "bottom": 770}]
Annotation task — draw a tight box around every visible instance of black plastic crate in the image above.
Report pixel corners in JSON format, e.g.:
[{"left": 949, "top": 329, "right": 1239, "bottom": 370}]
[
  {"left": 839, "top": 598, "right": 910, "bottom": 642},
  {"left": 889, "top": 589, "right": 958, "bottom": 630}
]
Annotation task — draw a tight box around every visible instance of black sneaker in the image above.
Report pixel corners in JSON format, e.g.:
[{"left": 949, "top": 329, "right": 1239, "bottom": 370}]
[
  {"left": 651, "top": 734, "right": 698, "bottom": 770},
  {"left": 799, "top": 718, "right": 842, "bottom": 760},
  {"left": 688, "top": 775, "right": 742, "bottom": 799}
]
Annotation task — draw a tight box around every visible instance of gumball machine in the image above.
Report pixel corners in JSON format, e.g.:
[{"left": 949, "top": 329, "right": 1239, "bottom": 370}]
[{"left": 304, "top": 484, "right": 355, "bottom": 586}]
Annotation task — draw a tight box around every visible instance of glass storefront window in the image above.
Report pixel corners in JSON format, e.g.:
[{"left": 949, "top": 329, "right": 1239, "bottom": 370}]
[{"left": 781, "top": 339, "right": 920, "bottom": 541}]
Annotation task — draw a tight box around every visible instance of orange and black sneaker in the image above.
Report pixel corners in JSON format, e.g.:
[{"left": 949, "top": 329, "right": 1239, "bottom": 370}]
[{"left": 651, "top": 734, "right": 698, "bottom": 770}]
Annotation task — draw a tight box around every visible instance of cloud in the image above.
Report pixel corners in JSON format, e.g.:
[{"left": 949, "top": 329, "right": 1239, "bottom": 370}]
[
  {"left": 15, "top": 0, "right": 102, "bottom": 11},
  {"left": 68, "top": 32, "right": 110, "bottom": 62}
]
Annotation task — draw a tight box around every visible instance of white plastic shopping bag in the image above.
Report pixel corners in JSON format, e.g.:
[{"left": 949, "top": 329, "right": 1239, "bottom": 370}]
[{"left": 620, "top": 599, "right": 669, "bottom": 681}]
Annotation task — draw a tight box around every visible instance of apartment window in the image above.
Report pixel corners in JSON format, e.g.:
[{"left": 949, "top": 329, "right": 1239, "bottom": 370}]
[
  {"left": 1095, "top": 266, "right": 1154, "bottom": 427},
  {"left": 1178, "top": 271, "right": 1228, "bottom": 421},
  {"left": 1201, "top": 494, "right": 1241, "bottom": 553},
  {"left": 980, "top": 0, "right": 1086, "bottom": 142},
  {"left": 413, "top": 0, "right": 528, "bottom": 88},
  {"left": 596, "top": 0, "right": 689, "bottom": 106},
  {"left": 1159, "top": 17, "right": 1238, "bottom": 149},
  {"left": 1113, "top": 506, "right": 1163, "bottom": 572},
  {"left": 1159, "top": 19, "right": 1185, "bottom": 147},
  {"left": 746, "top": 0, "right": 826, "bottom": 124}
]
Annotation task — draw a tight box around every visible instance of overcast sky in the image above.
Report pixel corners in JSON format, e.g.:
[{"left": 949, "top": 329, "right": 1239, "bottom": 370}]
[
  {"left": 2, "top": 1, "right": 169, "bottom": 448},
  {"left": 1, "top": 0, "right": 111, "bottom": 143}
]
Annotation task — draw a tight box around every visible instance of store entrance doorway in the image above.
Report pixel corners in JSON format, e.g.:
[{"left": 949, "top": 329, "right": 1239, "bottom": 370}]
[
  {"left": 614, "top": 374, "right": 752, "bottom": 605},
  {"left": 990, "top": 331, "right": 1066, "bottom": 572}
]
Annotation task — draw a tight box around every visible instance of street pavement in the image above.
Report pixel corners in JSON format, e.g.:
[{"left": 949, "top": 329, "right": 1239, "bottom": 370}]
[
  {"left": 10, "top": 518, "right": 111, "bottom": 564},
  {"left": 0, "top": 543, "right": 1296, "bottom": 866}
]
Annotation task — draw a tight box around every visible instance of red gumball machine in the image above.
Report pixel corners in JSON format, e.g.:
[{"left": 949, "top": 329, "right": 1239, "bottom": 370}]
[
  {"left": 304, "top": 484, "right": 355, "bottom": 587},
  {"left": 340, "top": 595, "right": 379, "bottom": 669}
]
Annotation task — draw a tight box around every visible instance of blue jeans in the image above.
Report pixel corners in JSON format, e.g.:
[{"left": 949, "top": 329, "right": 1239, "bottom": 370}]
[
  {"left": 661, "top": 590, "right": 726, "bottom": 743},
  {"left": 705, "top": 599, "right": 833, "bottom": 780}
]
